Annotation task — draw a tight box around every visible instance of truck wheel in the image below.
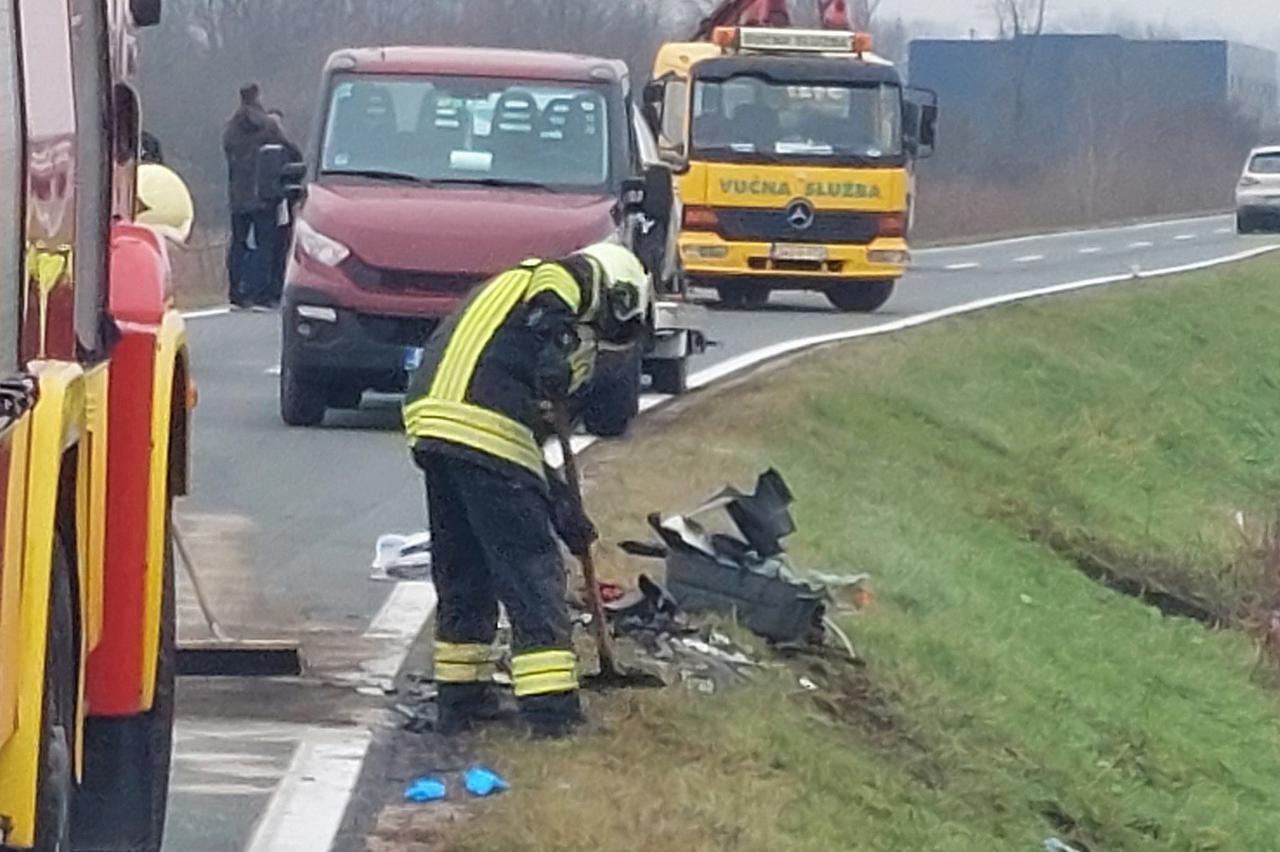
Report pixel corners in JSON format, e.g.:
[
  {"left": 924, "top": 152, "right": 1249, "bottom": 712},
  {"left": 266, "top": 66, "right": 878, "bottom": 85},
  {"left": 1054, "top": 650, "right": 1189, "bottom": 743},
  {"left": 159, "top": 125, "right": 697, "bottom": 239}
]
[
  {"left": 826, "top": 280, "right": 896, "bottom": 313},
  {"left": 649, "top": 357, "right": 688, "bottom": 396},
  {"left": 28, "top": 538, "right": 75, "bottom": 852},
  {"left": 280, "top": 364, "right": 326, "bottom": 427},
  {"left": 72, "top": 510, "right": 175, "bottom": 852},
  {"left": 583, "top": 349, "right": 641, "bottom": 438},
  {"left": 715, "top": 286, "right": 769, "bottom": 310}
]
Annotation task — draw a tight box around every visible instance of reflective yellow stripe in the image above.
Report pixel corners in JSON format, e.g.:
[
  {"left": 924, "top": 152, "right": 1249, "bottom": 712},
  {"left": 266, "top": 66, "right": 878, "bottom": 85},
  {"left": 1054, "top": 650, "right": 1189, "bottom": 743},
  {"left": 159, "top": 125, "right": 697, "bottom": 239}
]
[
  {"left": 430, "top": 271, "right": 531, "bottom": 401},
  {"left": 525, "top": 265, "right": 581, "bottom": 312},
  {"left": 512, "top": 649, "right": 577, "bottom": 678},
  {"left": 404, "top": 398, "right": 546, "bottom": 476},
  {"left": 435, "top": 661, "right": 497, "bottom": 684},
  {"left": 513, "top": 670, "right": 579, "bottom": 697},
  {"left": 435, "top": 641, "right": 497, "bottom": 664}
]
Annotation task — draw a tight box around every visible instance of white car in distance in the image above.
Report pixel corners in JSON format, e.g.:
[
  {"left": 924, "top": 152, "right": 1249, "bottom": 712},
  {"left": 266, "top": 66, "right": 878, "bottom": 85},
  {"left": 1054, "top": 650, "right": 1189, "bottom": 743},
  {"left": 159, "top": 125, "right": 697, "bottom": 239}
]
[{"left": 1236, "top": 145, "right": 1280, "bottom": 234}]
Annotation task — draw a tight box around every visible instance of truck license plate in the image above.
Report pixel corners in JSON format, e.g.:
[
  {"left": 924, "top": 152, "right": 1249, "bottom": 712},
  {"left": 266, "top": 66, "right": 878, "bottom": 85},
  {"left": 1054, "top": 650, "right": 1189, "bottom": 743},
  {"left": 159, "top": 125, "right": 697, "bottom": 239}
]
[
  {"left": 403, "top": 347, "right": 424, "bottom": 371},
  {"left": 771, "top": 244, "right": 828, "bottom": 262}
]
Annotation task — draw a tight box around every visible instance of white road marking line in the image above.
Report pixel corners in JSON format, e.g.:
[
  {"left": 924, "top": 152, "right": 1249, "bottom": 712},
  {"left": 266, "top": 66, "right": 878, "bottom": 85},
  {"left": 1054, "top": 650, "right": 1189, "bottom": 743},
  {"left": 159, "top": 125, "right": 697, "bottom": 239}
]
[
  {"left": 1013, "top": 254, "right": 1045, "bottom": 264},
  {"left": 181, "top": 306, "right": 232, "bottom": 320},
  {"left": 944, "top": 262, "right": 980, "bottom": 271},
  {"left": 1174, "top": 234, "right": 1195, "bottom": 241},
  {"left": 171, "top": 782, "right": 280, "bottom": 796},
  {"left": 265, "top": 365, "right": 281, "bottom": 376},
  {"left": 1078, "top": 247, "right": 1102, "bottom": 254},
  {"left": 1215, "top": 227, "right": 1233, "bottom": 234},
  {"left": 366, "top": 581, "right": 435, "bottom": 639},
  {"left": 1129, "top": 240, "right": 1154, "bottom": 249},
  {"left": 244, "top": 727, "right": 373, "bottom": 852},
  {"left": 914, "top": 212, "right": 1229, "bottom": 256}
]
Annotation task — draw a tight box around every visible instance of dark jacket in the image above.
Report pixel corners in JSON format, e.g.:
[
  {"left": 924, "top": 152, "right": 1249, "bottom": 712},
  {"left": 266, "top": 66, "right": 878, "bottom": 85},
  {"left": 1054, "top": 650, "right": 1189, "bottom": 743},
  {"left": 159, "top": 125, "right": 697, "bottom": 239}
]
[
  {"left": 222, "top": 104, "right": 278, "bottom": 213},
  {"left": 403, "top": 260, "right": 593, "bottom": 490}
]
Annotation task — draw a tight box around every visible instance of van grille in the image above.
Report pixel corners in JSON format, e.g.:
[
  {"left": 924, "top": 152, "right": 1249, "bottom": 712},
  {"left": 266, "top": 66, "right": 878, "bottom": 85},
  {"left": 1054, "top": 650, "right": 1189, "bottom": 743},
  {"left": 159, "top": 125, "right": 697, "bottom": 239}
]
[{"left": 344, "top": 256, "right": 486, "bottom": 294}]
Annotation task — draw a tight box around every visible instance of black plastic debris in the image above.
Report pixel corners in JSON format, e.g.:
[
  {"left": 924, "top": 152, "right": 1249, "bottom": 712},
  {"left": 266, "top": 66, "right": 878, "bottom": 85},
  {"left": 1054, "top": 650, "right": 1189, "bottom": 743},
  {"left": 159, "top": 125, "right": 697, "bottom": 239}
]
[{"left": 623, "top": 470, "right": 830, "bottom": 645}]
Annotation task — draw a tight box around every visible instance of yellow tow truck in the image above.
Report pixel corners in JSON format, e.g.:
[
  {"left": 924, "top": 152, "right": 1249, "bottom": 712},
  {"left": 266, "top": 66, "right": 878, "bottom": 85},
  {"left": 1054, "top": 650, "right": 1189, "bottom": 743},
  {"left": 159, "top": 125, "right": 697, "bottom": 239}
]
[{"left": 645, "top": 14, "right": 937, "bottom": 312}]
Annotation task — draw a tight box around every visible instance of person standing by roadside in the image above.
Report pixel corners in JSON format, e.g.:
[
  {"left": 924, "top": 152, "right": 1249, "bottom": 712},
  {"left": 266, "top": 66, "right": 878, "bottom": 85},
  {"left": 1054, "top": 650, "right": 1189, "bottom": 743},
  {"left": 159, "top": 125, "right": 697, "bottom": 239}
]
[
  {"left": 222, "top": 83, "right": 279, "bottom": 310},
  {"left": 265, "top": 109, "right": 304, "bottom": 308}
]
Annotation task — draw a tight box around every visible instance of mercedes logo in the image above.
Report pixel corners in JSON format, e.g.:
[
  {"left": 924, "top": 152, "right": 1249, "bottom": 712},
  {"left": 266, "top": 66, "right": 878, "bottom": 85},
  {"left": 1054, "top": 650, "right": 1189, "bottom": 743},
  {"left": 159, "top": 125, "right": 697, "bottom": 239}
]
[{"left": 785, "top": 199, "right": 815, "bottom": 231}]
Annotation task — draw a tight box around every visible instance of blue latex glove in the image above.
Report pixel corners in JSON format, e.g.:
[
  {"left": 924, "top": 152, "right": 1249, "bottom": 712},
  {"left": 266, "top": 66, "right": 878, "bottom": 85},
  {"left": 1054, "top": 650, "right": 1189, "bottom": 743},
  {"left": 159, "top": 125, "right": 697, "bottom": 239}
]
[
  {"left": 404, "top": 776, "right": 447, "bottom": 803},
  {"left": 464, "top": 765, "right": 509, "bottom": 797}
]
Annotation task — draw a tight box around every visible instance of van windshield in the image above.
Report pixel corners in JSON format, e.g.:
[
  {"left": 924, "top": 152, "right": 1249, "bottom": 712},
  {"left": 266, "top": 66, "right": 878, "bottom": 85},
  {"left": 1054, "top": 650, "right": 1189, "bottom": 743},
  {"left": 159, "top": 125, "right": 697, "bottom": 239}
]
[{"left": 320, "top": 73, "right": 612, "bottom": 191}]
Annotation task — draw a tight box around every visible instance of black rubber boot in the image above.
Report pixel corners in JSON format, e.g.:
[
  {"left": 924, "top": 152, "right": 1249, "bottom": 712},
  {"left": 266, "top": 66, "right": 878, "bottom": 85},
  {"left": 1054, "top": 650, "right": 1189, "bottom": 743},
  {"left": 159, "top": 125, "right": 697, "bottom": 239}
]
[
  {"left": 436, "top": 683, "right": 508, "bottom": 735},
  {"left": 518, "top": 691, "right": 585, "bottom": 739}
]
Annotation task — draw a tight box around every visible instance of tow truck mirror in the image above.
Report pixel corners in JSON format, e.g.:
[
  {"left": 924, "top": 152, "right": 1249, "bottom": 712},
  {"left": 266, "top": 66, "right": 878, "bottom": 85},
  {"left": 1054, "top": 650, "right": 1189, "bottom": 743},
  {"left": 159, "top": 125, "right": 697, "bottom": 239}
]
[
  {"left": 657, "top": 139, "right": 688, "bottom": 173},
  {"left": 642, "top": 165, "right": 674, "bottom": 221},
  {"left": 905, "top": 87, "right": 939, "bottom": 159},
  {"left": 643, "top": 81, "right": 664, "bottom": 110},
  {"left": 131, "top": 0, "right": 162, "bottom": 27}
]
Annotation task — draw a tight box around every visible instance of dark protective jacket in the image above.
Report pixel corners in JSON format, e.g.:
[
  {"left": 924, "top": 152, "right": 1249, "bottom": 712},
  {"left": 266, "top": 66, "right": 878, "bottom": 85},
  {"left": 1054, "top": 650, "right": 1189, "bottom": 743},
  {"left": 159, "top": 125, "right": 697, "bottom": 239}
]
[
  {"left": 222, "top": 104, "right": 278, "bottom": 213},
  {"left": 403, "top": 259, "right": 594, "bottom": 490}
]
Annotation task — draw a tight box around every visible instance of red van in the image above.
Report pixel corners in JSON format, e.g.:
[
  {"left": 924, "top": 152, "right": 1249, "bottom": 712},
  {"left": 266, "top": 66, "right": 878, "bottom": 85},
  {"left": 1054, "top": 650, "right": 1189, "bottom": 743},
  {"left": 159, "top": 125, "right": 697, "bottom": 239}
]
[{"left": 275, "top": 47, "right": 703, "bottom": 434}]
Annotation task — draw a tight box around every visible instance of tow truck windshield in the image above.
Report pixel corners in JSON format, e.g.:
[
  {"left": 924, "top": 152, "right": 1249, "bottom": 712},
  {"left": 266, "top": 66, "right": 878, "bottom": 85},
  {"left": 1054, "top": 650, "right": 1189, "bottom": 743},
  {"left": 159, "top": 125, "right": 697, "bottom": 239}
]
[
  {"left": 319, "top": 73, "right": 613, "bottom": 191},
  {"left": 690, "top": 75, "right": 903, "bottom": 165}
]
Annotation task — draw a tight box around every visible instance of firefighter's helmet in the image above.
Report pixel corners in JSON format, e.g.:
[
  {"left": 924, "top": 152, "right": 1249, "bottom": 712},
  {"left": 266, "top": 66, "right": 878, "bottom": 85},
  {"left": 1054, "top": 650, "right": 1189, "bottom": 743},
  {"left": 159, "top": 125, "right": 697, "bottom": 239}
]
[
  {"left": 574, "top": 242, "right": 649, "bottom": 345},
  {"left": 136, "top": 163, "right": 195, "bottom": 244}
]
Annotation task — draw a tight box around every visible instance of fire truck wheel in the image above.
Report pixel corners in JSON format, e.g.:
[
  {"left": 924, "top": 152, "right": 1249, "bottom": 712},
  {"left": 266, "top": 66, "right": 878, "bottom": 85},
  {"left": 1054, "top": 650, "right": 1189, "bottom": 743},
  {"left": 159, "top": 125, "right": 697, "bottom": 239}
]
[
  {"left": 826, "top": 280, "right": 896, "bottom": 313},
  {"left": 72, "top": 511, "right": 175, "bottom": 852},
  {"left": 26, "top": 539, "right": 75, "bottom": 852},
  {"left": 280, "top": 364, "right": 327, "bottom": 427}
]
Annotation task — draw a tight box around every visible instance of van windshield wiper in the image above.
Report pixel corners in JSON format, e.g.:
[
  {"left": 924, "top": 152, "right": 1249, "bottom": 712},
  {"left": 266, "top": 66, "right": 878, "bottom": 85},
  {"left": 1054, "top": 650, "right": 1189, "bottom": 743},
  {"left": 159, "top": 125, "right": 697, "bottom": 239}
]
[
  {"left": 321, "top": 168, "right": 426, "bottom": 184},
  {"left": 430, "top": 177, "right": 556, "bottom": 191}
]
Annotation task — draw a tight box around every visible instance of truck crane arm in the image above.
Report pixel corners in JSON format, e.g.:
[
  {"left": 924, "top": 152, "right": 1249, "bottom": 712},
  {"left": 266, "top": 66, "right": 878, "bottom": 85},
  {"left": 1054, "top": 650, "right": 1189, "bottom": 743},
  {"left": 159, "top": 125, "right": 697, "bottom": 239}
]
[{"left": 691, "top": 0, "right": 852, "bottom": 41}]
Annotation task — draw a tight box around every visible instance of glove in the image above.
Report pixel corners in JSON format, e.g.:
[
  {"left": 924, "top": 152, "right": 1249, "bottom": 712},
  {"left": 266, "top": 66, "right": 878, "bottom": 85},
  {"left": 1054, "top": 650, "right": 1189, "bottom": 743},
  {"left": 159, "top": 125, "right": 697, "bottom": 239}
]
[{"left": 548, "top": 477, "right": 597, "bottom": 557}]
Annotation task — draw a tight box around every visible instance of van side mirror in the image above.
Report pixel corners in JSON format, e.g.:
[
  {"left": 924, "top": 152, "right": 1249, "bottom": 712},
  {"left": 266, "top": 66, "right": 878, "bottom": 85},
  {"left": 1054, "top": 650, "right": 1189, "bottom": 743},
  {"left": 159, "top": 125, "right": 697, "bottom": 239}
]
[
  {"left": 131, "top": 0, "right": 162, "bottom": 27},
  {"left": 621, "top": 176, "right": 647, "bottom": 215},
  {"left": 257, "top": 144, "right": 307, "bottom": 202}
]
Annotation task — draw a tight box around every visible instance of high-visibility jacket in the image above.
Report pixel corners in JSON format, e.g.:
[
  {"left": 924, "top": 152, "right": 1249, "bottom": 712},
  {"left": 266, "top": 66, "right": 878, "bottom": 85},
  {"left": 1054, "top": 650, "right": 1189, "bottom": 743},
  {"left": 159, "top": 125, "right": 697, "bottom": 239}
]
[{"left": 402, "top": 259, "right": 592, "bottom": 485}]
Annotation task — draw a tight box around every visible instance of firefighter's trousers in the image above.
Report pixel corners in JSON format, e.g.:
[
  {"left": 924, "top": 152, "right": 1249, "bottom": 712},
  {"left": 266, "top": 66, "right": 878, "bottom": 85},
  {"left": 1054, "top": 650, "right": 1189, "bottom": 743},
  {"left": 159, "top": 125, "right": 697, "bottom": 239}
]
[{"left": 419, "top": 452, "right": 579, "bottom": 718}]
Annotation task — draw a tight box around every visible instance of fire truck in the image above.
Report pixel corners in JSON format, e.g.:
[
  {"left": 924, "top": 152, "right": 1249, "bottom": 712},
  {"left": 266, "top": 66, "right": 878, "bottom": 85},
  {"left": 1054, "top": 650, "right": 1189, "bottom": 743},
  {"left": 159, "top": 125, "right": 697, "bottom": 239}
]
[
  {"left": 644, "top": 0, "right": 938, "bottom": 312},
  {"left": 0, "top": 1, "right": 195, "bottom": 850}
]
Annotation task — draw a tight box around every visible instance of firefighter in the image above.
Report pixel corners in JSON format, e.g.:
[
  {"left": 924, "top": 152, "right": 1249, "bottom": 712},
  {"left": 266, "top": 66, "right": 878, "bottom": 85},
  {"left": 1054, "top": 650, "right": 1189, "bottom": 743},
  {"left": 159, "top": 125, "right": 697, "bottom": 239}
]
[{"left": 402, "top": 243, "right": 648, "bottom": 737}]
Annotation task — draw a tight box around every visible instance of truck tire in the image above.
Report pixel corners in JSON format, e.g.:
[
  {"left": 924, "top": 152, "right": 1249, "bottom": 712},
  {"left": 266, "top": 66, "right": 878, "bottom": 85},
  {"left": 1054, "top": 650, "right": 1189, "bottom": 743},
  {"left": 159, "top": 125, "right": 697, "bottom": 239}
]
[
  {"left": 649, "top": 357, "right": 688, "bottom": 396},
  {"left": 826, "top": 280, "right": 895, "bottom": 313},
  {"left": 23, "top": 538, "right": 75, "bottom": 852},
  {"left": 715, "top": 286, "right": 769, "bottom": 310},
  {"left": 280, "top": 364, "right": 326, "bottom": 427},
  {"left": 72, "top": 509, "right": 175, "bottom": 852},
  {"left": 583, "top": 348, "right": 641, "bottom": 438}
]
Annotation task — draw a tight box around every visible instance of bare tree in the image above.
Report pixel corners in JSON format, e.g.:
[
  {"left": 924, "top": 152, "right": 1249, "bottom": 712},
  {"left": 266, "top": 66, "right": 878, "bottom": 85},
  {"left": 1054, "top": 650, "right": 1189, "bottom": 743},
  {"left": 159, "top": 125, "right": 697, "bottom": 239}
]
[
  {"left": 992, "top": 0, "right": 1047, "bottom": 38},
  {"left": 850, "top": 0, "right": 881, "bottom": 31}
]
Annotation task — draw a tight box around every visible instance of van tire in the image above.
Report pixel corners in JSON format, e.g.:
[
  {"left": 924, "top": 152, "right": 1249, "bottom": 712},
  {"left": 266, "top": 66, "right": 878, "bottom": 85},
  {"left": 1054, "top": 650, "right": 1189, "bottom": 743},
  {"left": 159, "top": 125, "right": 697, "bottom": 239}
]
[
  {"left": 649, "top": 357, "right": 687, "bottom": 396},
  {"left": 826, "top": 280, "right": 895, "bottom": 313},
  {"left": 280, "top": 364, "right": 326, "bottom": 427},
  {"left": 583, "top": 348, "right": 641, "bottom": 438},
  {"left": 24, "top": 538, "right": 75, "bottom": 852},
  {"left": 73, "top": 508, "right": 175, "bottom": 852}
]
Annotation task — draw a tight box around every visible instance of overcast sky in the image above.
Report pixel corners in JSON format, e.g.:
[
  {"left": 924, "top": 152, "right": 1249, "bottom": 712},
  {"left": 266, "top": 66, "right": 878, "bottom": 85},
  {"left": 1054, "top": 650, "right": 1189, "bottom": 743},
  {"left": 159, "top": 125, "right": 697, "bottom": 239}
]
[{"left": 879, "top": 0, "right": 1278, "bottom": 48}]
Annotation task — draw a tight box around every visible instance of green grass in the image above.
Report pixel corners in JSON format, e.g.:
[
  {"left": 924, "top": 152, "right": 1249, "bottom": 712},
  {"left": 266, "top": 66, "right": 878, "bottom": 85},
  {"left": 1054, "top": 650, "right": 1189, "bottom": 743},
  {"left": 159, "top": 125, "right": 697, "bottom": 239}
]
[{"left": 436, "top": 255, "right": 1280, "bottom": 852}]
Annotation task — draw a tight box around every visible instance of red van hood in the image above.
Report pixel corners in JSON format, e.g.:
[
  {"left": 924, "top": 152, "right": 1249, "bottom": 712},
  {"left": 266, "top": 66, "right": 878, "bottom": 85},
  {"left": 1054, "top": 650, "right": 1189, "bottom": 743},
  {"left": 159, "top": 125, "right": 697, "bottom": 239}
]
[{"left": 301, "top": 182, "right": 618, "bottom": 274}]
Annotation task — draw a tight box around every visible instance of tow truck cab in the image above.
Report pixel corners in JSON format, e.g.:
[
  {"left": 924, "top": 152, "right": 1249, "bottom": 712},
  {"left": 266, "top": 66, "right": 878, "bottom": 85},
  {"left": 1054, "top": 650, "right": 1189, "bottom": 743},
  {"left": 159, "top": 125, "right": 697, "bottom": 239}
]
[
  {"left": 646, "top": 27, "right": 938, "bottom": 313},
  {"left": 279, "top": 47, "right": 703, "bottom": 435}
]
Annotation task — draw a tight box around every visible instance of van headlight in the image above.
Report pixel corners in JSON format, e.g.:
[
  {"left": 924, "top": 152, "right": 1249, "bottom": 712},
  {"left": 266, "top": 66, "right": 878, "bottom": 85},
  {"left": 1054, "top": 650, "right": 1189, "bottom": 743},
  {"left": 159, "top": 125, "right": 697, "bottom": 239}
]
[{"left": 295, "top": 219, "right": 351, "bottom": 267}]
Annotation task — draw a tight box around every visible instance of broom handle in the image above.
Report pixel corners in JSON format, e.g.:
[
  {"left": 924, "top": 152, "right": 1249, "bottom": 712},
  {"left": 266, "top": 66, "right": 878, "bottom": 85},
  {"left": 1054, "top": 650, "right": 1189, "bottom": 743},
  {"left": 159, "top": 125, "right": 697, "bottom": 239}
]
[{"left": 553, "top": 408, "right": 619, "bottom": 675}]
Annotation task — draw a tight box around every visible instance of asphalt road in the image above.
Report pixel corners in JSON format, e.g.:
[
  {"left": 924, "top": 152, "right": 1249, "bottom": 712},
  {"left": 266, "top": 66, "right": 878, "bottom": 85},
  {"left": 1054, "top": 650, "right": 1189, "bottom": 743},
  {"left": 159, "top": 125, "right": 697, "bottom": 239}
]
[{"left": 164, "top": 213, "right": 1277, "bottom": 851}]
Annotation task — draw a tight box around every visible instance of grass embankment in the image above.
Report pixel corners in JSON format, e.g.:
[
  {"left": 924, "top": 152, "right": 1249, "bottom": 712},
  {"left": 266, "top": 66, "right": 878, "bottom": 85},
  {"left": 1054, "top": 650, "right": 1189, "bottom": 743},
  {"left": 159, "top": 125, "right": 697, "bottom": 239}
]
[{"left": 439, "top": 256, "right": 1280, "bottom": 851}]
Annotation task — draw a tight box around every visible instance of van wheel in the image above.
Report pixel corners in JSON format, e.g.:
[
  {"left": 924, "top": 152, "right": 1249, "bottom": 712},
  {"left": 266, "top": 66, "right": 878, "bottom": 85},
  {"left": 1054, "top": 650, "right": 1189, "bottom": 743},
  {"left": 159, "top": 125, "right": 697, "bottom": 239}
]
[
  {"left": 827, "top": 281, "right": 895, "bottom": 313},
  {"left": 280, "top": 364, "right": 326, "bottom": 427},
  {"left": 27, "top": 538, "right": 75, "bottom": 852},
  {"left": 583, "top": 349, "right": 641, "bottom": 438},
  {"left": 1237, "top": 213, "right": 1254, "bottom": 235},
  {"left": 649, "top": 357, "right": 687, "bottom": 396},
  {"left": 72, "top": 508, "right": 175, "bottom": 852}
]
